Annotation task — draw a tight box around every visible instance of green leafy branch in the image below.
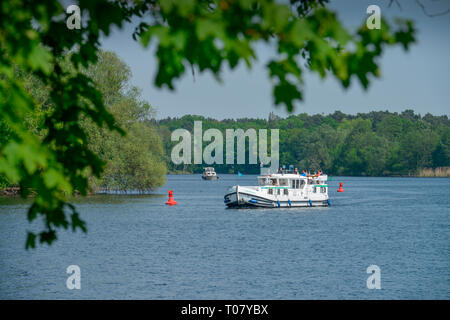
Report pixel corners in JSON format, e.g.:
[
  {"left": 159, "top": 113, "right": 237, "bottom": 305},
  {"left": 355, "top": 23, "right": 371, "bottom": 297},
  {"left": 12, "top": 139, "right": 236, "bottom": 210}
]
[{"left": 134, "top": 0, "right": 415, "bottom": 111}]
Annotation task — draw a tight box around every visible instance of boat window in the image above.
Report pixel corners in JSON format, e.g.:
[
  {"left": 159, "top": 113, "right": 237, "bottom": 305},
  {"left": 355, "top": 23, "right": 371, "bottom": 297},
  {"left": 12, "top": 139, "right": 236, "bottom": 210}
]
[
  {"left": 295, "top": 180, "right": 299, "bottom": 189},
  {"left": 313, "top": 187, "right": 316, "bottom": 193},
  {"left": 300, "top": 180, "right": 305, "bottom": 188},
  {"left": 270, "top": 178, "right": 278, "bottom": 186},
  {"left": 290, "top": 180, "right": 295, "bottom": 188},
  {"left": 268, "top": 188, "right": 273, "bottom": 195},
  {"left": 284, "top": 189, "right": 288, "bottom": 195},
  {"left": 279, "top": 179, "right": 288, "bottom": 186},
  {"left": 277, "top": 189, "right": 281, "bottom": 195}
]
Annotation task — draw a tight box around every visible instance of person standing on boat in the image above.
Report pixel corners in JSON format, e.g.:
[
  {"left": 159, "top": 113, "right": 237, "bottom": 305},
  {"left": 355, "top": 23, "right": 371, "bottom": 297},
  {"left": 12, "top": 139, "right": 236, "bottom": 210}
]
[{"left": 301, "top": 170, "right": 307, "bottom": 177}]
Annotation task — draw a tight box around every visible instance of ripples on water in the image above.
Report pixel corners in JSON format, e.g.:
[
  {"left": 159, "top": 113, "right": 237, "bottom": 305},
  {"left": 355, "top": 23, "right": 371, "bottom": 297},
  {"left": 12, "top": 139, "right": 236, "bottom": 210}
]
[{"left": 0, "top": 175, "right": 449, "bottom": 299}]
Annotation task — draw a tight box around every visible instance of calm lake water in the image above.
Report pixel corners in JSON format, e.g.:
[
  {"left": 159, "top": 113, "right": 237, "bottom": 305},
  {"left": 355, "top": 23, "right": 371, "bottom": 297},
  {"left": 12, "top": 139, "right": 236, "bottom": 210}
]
[{"left": 0, "top": 175, "right": 449, "bottom": 299}]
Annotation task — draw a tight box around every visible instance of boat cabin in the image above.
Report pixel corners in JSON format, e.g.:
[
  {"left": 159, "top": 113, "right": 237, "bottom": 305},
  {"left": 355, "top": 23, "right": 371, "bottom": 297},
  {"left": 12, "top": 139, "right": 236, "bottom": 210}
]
[
  {"left": 258, "top": 175, "right": 306, "bottom": 189},
  {"left": 257, "top": 173, "right": 328, "bottom": 194}
]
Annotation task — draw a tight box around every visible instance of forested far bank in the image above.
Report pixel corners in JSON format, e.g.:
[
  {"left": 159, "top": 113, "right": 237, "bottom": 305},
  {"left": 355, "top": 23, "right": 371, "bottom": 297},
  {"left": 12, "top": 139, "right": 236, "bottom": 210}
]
[{"left": 155, "top": 111, "right": 450, "bottom": 177}]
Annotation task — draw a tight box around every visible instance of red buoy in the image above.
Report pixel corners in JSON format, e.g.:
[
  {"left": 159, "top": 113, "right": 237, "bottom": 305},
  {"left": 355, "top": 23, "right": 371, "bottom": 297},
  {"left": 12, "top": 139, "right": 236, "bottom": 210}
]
[
  {"left": 165, "top": 190, "right": 178, "bottom": 205},
  {"left": 337, "top": 182, "right": 344, "bottom": 192}
]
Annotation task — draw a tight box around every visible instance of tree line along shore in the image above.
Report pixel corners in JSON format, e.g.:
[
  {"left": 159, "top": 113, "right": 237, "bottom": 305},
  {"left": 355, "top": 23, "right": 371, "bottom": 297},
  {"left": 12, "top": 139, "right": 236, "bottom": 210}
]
[{"left": 156, "top": 111, "right": 450, "bottom": 178}]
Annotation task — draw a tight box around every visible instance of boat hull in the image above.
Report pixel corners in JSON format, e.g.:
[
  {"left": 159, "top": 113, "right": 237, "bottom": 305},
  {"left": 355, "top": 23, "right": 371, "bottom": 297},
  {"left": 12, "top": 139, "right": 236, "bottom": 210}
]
[
  {"left": 202, "top": 175, "right": 218, "bottom": 180},
  {"left": 224, "top": 189, "right": 329, "bottom": 208}
]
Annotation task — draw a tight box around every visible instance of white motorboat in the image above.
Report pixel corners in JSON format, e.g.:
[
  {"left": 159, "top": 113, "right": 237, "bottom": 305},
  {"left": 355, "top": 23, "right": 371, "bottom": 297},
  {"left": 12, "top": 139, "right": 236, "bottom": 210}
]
[
  {"left": 202, "top": 167, "right": 219, "bottom": 180},
  {"left": 224, "top": 168, "right": 329, "bottom": 208}
]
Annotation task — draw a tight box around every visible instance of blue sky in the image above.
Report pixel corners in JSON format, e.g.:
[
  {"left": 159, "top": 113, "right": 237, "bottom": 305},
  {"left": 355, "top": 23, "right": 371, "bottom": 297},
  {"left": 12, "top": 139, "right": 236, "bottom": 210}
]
[{"left": 100, "top": 0, "right": 450, "bottom": 119}]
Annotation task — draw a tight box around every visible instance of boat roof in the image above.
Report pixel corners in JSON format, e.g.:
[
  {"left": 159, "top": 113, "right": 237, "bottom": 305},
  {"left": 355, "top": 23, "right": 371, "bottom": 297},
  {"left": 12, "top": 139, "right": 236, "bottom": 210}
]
[{"left": 258, "top": 173, "right": 328, "bottom": 179}]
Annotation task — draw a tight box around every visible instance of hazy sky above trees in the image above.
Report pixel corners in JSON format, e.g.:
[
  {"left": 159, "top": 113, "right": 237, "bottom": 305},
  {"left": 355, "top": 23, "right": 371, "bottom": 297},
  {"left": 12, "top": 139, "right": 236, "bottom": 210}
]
[{"left": 100, "top": 0, "right": 450, "bottom": 119}]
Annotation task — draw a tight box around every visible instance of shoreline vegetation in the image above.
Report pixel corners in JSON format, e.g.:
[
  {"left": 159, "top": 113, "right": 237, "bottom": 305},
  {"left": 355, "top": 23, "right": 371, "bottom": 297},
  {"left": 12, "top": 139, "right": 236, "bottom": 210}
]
[
  {"left": 1, "top": 51, "right": 167, "bottom": 198},
  {"left": 157, "top": 111, "right": 450, "bottom": 177},
  {"left": 417, "top": 167, "right": 450, "bottom": 177},
  {"left": 167, "top": 167, "right": 450, "bottom": 177}
]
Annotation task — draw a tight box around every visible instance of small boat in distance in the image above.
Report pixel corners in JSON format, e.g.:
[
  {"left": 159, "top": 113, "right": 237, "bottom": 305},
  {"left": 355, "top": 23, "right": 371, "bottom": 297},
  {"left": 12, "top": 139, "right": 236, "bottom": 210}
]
[
  {"left": 202, "top": 167, "right": 219, "bottom": 180},
  {"left": 224, "top": 166, "right": 329, "bottom": 208}
]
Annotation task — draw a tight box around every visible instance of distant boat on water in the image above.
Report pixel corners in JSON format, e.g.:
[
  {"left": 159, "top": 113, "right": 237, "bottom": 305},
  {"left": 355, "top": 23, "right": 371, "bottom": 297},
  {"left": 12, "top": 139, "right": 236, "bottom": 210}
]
[{"left": 202, "top": 167, "right": 218, "bottom": 180}]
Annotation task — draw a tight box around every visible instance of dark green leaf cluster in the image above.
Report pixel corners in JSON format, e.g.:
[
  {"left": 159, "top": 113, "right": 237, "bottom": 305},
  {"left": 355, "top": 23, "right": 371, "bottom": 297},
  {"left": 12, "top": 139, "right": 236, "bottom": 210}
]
[
  {"left": 0, "top": 0, "right": 126, "bottom": 248},
  {"left": 133, "top": 0, "right": 415, "bottom": 111}
]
